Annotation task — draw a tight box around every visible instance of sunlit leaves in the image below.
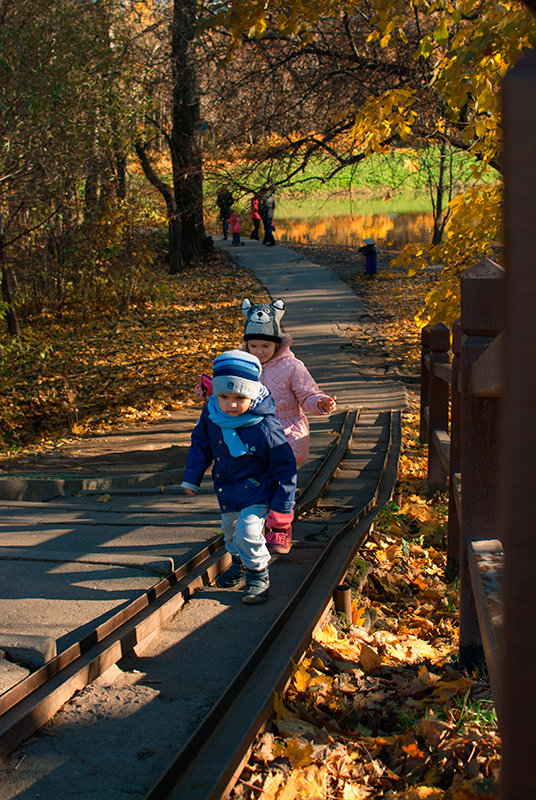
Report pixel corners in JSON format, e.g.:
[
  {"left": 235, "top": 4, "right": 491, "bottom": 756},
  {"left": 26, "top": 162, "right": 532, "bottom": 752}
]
[
  {"left": 0, "top": 253, "right": 269, "bottom": 456},
  {"left": 393, "top": 184, "right": 502, "bottom": 326},
  {"left": 211, "top": 0, "right": 535, "bottom": 280},
  {"left": 351, "top": 90, "right": 418, "bottom": 153}
]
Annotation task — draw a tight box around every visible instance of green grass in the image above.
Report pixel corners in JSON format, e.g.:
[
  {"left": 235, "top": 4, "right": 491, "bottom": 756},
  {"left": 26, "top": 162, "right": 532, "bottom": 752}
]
[{"left": 277, "top": 190, "right": 432, "bottom": 218}]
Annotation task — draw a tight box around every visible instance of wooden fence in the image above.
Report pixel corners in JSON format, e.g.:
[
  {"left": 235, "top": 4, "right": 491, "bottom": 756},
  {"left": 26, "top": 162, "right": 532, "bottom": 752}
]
[
  {"left": 417, "top": 48, "right": 536, "bottom": 800},
  {"left": 420, "top": 258, "right": 503, "bottom": 690}
]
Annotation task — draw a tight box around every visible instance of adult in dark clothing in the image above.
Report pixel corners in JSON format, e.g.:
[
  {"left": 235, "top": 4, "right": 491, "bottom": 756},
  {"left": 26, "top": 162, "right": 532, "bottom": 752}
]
[
  {"left": 259, "top": 187, "right": 276, "bottom": 246},
  {"left": 216, "top": 184, "right": 235, "bottom": 240}
]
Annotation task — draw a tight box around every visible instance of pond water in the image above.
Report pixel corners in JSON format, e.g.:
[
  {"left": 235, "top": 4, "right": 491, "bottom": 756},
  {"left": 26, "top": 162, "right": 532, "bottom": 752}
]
[
  {"left": 207, "top": 198, "right": 434, "bottom": 249},
  {"left": 275, "top": 211, "right": 434, "bottom": 249}
]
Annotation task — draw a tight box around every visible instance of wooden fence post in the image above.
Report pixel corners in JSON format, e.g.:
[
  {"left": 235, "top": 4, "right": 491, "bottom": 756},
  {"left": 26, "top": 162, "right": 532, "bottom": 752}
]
[
  {"left": 458, "top": 259, "right": 503, "bottom": 669},
  {"left": 446, "top": 318, "right": 461, "bottom": 581},
  {"left": 419, "top": 326, "right": 430, "bottom": 444},
  {"left": 500, "top": 47, "right": 536, "bottom": 800},
  {"left": 427, "top": 323, "right": 450, "bottom": 493}
]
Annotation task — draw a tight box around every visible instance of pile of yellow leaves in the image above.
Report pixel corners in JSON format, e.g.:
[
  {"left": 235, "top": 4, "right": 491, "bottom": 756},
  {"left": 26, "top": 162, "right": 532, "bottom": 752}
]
[
  {"left": 231, "top": 268, "right": 500, "bottom": 800},
  {"left": 0, "top": 252, "right": 269, "bottom": 460}
]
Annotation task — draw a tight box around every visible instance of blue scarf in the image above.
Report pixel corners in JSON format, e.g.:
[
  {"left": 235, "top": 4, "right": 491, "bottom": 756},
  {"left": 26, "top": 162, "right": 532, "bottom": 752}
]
[{"left": 207, "top": 392, "right": 266, "bottom": 457}]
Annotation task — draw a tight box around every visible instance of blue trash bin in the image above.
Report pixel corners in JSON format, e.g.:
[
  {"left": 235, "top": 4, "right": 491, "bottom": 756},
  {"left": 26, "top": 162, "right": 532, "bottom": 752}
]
[{"left": 358, "top": 239, "right": 377, "bottom": 276}]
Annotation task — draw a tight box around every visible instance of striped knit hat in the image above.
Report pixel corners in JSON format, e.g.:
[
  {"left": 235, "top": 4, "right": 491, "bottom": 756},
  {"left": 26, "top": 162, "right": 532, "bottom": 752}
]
[{"left": 211, "top": 350, "right": 262, "bottom": 400}]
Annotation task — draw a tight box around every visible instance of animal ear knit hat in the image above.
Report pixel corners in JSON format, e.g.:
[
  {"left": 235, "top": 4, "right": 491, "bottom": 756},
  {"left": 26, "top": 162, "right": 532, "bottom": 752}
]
[
  {"left": 212, "top": 350, "right": 262, "bottom": 399},
  {"left": 241, "top": 298, "right": 285, "bottom": 343}
]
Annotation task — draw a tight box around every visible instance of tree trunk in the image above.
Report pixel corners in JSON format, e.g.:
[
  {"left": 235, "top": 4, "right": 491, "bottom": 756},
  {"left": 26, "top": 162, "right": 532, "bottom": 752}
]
[
  {"left": 114, "top": 146, "right": 127, "bottom": 200},
  {"left": 135, "top": 142, "right": 183, "bottom": 273},
  {"left": 171, "top": 0, "right": 205, "bottom": 262},
  {"left": 432, "top": 140, "right": 448, "bottom": 245},
  {"left": 0, "top": 222, "right": 21, "bottom": 337}
]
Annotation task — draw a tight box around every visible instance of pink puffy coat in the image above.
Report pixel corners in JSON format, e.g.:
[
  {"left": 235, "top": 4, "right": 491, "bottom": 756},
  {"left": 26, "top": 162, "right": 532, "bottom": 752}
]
[
  {"left": 229, "top": 211, "right": 241, "bottom": 234},
  {"left": 258, "top": 335, "right": 330, "bottom": 463}
]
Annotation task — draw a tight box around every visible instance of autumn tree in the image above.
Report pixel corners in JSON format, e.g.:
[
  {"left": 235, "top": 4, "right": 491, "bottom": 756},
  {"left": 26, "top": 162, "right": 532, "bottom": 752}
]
[
  {"left": 205, "top": 0, "right": 535, "bottom": 320},
  {"left": 208, "top": 1, "right": 535, "bottom": 177},
  {"left": 0, "top": 0, "right": 147, "bottom": 333}
]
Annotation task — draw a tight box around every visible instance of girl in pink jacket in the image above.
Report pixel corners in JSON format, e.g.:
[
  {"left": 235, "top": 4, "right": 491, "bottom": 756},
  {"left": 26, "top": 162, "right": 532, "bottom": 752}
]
[
  {"left": 194, "top": 298, "right": 336, "bottom": 554},
  {"left": 241, "top": 298, "right": 336, "bottom": 554},
  {"left": 229, "top": 209, "right": 242, "bottom": 246}
]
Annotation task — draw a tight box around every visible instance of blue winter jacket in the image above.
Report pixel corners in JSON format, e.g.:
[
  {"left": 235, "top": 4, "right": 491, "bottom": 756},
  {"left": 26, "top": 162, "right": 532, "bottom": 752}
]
[{"left": 182, "top": 392, "right": 296, "bottom": 513}]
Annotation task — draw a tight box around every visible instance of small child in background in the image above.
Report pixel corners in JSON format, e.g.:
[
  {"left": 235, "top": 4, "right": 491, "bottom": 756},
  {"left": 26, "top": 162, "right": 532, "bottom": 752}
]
[
  {"left": 182, "top": 350, "right": 296, "bottom": 604},
  {"left": 229, "top": 209, "right": 242, "bottom": 246},
  {"left": 241, "top": 298, "right": 336, "bottom": 554}
]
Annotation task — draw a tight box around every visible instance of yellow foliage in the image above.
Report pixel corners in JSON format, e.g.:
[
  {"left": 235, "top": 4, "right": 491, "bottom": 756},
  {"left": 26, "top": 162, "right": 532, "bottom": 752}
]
[
  {"left": 393, "top": 184, "right": 502, "bottom": 327},
  {"left": 277, "top": 764, "right": 329, "bottom": 799},
  {"left": 314, "top": 624, "right": 361, "bottom": 662}
]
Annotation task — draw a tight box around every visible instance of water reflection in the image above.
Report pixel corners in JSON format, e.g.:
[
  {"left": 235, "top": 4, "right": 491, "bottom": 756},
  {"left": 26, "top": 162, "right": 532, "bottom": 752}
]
[{"left": 276, "top": 212, "right": 434, "bottom": 248}]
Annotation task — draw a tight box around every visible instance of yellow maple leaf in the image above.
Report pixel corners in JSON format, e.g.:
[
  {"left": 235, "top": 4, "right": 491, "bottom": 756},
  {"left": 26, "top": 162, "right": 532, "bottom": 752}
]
[
  {"left": 292, "top": 663, "right": 313, "bottom": 693},
  {"left": 315, "top": 622, "right": 338, "bottom": 645},
  {"left": 296, "top": 765, "right": 329, "bottom": 799},
  {"left": 351, "top": 600, "right": 367, "bottom": 626},
  {"left": 259, "top": 771, "right": 283, "bottom": 799},
  {"left": 342, "top": 781, "right": 373, "bottom": 799},
  {"left": 274, "top": 737, "right": 314, "bottom": 769},
  {"left": 386, "top": 636, "right": 438, "bottom": 663},
  {"left": 273, "top": 692, "right": 296, "bottom": 720}
]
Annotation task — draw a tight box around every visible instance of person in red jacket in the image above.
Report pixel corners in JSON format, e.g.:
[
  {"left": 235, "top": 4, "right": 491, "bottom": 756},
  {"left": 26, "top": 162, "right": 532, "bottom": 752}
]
[{"left": 250, "top": 192, "right": 261, "bottom": 240}]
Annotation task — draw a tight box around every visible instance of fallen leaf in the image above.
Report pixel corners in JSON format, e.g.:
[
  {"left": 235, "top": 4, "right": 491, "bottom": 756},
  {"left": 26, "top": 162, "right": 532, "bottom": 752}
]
[
  {"left": 274, "top": 737, "right": 314, "bottom": 768},
  {"left": 359, "top": 643, "right": 382, "bottom": 672},
  {"left": 351, "top": 601, "right": 367, "bottom": 626},
  {"left": 95, "top": 493, "right": 111, "bottom": 503}
]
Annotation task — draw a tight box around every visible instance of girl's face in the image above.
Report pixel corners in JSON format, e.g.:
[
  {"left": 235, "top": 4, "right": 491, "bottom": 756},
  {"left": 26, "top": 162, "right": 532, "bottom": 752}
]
[
  {"left": 246, "top": 339, "right": 277, "bottom": 364},
  {"left": 217, "top": 393, "right": 252, "bottom": 417}
]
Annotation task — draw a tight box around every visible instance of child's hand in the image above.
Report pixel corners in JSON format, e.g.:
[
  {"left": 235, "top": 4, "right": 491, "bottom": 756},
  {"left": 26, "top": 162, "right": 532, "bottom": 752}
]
[
  {"left": 318, "top": 395, "right": 336, "bottom": 414},
  {"left": 183, "top": 487, "right": 197, "bottom": 497}
]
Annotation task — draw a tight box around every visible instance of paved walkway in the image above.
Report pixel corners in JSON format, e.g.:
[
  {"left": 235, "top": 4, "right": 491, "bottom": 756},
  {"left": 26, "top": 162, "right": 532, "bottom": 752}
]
[
  {"left": 0, "top": 238, "right": 407, "bottom": 688},
  {"left": 222, "top": 237, "right": 408, "bottom": 412}
]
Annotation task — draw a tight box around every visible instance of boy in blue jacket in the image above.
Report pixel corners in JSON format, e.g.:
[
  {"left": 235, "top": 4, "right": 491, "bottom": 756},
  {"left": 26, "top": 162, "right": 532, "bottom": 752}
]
[{"left": 181, "top": 350, "right": 297, "bottom": 604}]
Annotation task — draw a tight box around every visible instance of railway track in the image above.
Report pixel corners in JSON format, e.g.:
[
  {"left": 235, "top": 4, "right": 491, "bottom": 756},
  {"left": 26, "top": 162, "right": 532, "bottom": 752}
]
[{"left": 0, "top": 407, "right": 400, "bottom": 799}]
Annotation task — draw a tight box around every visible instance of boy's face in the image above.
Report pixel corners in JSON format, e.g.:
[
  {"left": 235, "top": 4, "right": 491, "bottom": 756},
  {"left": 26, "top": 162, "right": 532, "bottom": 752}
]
[
  {"left": 246, "top": 339, "right": 277, "bottom": 364},
  {"left": 217, "top": 393, "right": 253, "bottom": 416}
]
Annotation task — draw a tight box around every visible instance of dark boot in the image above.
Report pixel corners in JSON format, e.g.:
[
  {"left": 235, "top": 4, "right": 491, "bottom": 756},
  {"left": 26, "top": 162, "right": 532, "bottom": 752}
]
[
  {"left": 242, "top": 566, "right": 270, "bottom": 604},
  {"left": 216, "top": 556, "right": 245, "bottom": 588}
]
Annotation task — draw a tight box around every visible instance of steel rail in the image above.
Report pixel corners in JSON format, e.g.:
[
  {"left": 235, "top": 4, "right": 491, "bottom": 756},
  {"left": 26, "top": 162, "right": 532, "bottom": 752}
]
[
  {"left": 144, "top": 410, "right": 401, "bottom": 800},
  {"left": 0, "top": 410, "right": 358, "bottom": 759}
]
